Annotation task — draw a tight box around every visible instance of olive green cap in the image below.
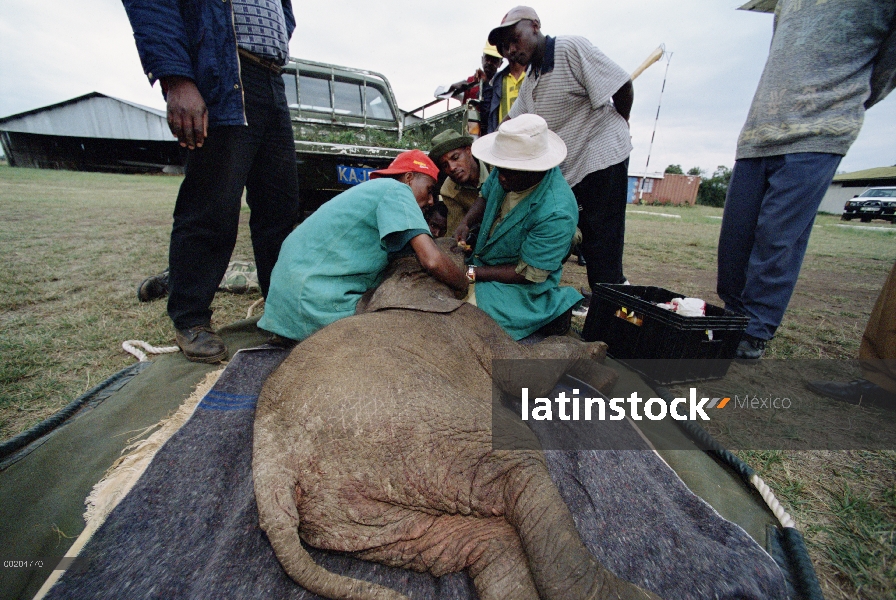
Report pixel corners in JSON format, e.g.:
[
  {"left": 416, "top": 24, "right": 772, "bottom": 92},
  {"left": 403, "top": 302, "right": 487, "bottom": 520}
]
[{"left": 428, "top": 129, "right": 474, "bottom": 162}]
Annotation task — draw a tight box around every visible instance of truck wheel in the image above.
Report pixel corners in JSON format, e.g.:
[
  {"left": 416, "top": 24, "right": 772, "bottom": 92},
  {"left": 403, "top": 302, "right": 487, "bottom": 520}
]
[{"left": 860, "top": 217, "right": 872, "bottom": 223}]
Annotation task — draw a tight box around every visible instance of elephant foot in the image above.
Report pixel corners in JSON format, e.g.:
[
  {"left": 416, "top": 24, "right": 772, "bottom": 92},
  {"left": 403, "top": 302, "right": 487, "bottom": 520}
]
[
  {"left": 568, "top": 351, "right": 617, "bottom": 395},
  {"left": 584, "top": 340, "right": 608, "bottom": 362}
]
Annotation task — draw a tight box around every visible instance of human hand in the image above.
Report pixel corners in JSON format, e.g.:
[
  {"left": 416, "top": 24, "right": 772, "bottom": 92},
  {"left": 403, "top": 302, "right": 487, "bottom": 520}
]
[
  {"left": 453, "top": 223, "right": 470, "bottom": 245},
  {"left": 164, "top": 77, "right": 208, "bottom": 149},
  {"left": 452, "top": 278, "right": 470, "bottom": 299}
]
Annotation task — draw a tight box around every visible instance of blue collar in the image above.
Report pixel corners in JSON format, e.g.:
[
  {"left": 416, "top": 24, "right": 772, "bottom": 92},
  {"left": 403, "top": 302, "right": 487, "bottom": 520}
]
[{"left": 532, "top": 36, "right": 555, "bottom": 79}]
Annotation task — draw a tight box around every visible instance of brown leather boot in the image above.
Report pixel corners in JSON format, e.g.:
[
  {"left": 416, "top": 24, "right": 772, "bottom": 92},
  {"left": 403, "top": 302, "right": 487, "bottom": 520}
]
[{"left": 175, "top": 325, "right": 228, "bottom": 363}]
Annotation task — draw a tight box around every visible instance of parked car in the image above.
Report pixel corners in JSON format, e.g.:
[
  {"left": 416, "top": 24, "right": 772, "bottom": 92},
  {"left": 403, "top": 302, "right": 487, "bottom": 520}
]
[{"left": 841, "top": 186, "right": 896, "bottom": 223}]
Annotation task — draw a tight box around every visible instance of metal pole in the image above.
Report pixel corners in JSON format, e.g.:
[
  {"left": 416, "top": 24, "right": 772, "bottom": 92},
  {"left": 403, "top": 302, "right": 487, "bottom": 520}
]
[{"left": 638, "top": 50, "right": 672, "bottom": 202}]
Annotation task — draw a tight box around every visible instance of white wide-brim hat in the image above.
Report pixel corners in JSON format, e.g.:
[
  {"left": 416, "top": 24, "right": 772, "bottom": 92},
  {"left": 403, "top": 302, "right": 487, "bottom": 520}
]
[{"left": 471, "top": 114, "right": 566, "bottom": 172}]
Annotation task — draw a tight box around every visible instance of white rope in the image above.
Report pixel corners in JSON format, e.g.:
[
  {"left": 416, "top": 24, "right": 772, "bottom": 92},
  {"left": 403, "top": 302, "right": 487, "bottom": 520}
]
[
  {"left": 750, "top": 473, "right": 796, "bottom": 529},
  {"left": 122, "top": 340, "right": 180, "bottom": 362},
  {"left": 247, "top": 297, "right": 264, "bottom": 319}
]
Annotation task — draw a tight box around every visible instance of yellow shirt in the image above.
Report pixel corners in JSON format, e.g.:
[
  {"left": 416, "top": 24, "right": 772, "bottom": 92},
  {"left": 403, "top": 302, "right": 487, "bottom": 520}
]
[{"left": 499, "top": 71, "right": 526, "bottom": 124}]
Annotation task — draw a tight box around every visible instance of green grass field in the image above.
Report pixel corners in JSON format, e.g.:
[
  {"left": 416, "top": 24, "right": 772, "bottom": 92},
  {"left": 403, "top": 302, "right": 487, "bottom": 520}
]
[{"left": 1, "top": 165, "right": 893, "bottom": 598}]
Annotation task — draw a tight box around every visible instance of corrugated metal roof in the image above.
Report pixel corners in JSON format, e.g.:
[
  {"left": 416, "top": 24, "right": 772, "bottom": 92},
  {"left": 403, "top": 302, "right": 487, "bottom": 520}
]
[
  {"left": 0, "top": 92, "right": 171, "bottom": 141},
  {"left": 832, "top": 166, "right": 896, "bottom": 182},
  {"left": 628, "top": 171, "right": 665, "bottom": 180},
  {"left": 738, "top": 0, "right": 777, "bottom": 14}
]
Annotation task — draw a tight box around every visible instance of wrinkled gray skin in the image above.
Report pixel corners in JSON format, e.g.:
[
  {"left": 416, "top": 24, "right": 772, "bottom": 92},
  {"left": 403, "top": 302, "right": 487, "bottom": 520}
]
[{"left": 253, "top": 239, "right": 660, "bottom": 600}]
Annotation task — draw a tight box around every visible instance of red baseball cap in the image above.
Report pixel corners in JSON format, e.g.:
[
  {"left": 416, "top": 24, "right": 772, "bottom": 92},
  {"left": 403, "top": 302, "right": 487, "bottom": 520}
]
[{"left": 370, "top": 150, "right": 439, "bottom": 179}]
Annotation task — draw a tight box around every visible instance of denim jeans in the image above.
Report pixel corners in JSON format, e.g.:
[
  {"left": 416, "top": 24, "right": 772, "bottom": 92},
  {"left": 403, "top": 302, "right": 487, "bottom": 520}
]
[
  {"left": 572, "top": 158, "right": 630, "bottom": 289},
  {"left": 717, "top": 153, "right": 841, "bottom": 340},
  {"left": 167, "top": 56, "right": 300, "bottom": 330}
]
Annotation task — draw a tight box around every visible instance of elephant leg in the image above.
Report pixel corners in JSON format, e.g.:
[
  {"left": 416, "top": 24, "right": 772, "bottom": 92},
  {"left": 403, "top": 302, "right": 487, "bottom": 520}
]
[
  {"left": 356, "top": 514, "right": 538, "bottom": 599},
  {"left": 492, "top": 338, "right": 616, "bottom": 398},
  {"left": 542, "top": 337, "right": 607, "bottom": 360},
  {"left": 526, "top": 337, "right": 618, "bottom": 394},
  {"left": 466, "top": 520, "right": 540, "bottom": 600},
  {"left": 504, "top": 462, "right": 661, "bottom": 600},
  {"left": 566, "top": 357, "right": 618, "bottom": 395}
]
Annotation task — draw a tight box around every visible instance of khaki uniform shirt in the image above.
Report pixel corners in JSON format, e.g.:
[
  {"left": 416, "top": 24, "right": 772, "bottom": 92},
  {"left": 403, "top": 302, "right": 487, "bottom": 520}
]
[{"left": 439, "top": 159, "right": 490, "bottom": 235}]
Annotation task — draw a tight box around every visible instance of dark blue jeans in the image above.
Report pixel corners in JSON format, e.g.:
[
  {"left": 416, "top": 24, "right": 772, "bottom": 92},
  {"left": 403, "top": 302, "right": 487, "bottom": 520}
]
[
  {"left": 168, "top": 57, "right": 300, "bottom": 330},
  {"left": 716, "top": 153, "right": 841, "bottom": 340},
  {"left": 573, "top": 158, "right": 629, "bottom": 289}
]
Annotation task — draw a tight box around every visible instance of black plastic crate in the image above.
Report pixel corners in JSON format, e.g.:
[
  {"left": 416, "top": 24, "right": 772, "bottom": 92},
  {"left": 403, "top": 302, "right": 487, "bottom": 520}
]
[{"left": 582, "top": 285, "right": 748, "bottom": 384}]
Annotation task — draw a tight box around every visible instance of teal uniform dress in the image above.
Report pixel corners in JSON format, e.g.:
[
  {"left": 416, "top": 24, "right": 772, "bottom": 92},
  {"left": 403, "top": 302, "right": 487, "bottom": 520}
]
[
  {"left": 471, "top": 167, "right": 583, "bottom": 340},
  {"left": 259, "top": 178, "right": 430, "bottom": 341}
]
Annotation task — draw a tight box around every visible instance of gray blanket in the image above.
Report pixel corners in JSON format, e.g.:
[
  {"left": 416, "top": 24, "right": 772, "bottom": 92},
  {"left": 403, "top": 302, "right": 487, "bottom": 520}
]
[{"left": 45, "top": 348, "right": 787, "bottom": 599}]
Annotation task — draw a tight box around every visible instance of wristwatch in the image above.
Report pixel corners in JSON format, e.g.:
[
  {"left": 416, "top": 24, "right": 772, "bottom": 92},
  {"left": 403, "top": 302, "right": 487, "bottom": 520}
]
[{"left": 466, "top": 265, "right": 476, "bottom": 283}]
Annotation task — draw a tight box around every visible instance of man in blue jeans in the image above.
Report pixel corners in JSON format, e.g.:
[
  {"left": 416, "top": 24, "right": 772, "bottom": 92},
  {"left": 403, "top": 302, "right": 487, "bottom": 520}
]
[
  {"left": 122, "top": 0, "right": 301, "bottom": 362},
  {"left": 717, "top": 0, "right": 895, "bottom": 360}
]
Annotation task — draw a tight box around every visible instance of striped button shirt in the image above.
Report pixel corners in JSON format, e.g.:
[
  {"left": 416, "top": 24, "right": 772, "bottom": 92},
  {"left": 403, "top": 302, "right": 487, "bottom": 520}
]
[
  {"left": 232, "top": 0, "right": 290, "bottom": 64},
  {"left": 509, "top": 36, "right": 632, "bottom": 188}
]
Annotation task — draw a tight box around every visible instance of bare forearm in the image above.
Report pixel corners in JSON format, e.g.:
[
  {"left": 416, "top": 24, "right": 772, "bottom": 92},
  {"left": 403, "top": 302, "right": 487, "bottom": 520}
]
[
  {"left": 454, "top": 196, "right": 487, "bottom": 242},
  {"left": 410, "top": 235, "right": 469, "bottom": 296},
  {"left": 473, "top": 264, "right": 528, "bottom": 285},
  {"left": 463, "top": 196, "right": 486, "bottom": 229}
]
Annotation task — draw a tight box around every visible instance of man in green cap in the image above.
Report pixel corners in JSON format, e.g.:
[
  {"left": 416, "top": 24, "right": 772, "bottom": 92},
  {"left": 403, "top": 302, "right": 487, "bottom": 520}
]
[{"left": 428, "top": 129, "right": 491, "bottom": 238}]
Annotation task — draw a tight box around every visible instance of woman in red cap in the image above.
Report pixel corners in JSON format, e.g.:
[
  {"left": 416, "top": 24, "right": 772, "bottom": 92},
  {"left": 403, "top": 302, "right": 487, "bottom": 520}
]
[{"left": 259, "top": 150, "right": 468, "bottom": 342}]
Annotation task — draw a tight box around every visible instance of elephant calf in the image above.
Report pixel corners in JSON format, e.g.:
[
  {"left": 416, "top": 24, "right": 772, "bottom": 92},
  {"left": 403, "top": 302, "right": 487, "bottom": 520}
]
[{"left": 253, "top": 240, "right": 659, "bottom": 600}]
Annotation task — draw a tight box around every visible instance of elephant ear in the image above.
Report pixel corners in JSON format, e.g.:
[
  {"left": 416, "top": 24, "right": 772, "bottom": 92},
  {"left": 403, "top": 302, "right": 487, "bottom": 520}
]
[
  {"left": 362, "top": 266, "right": 465, "bottom": 314},
  {"left": 359, "top": 239, "right": 467, "bottom": 314}
]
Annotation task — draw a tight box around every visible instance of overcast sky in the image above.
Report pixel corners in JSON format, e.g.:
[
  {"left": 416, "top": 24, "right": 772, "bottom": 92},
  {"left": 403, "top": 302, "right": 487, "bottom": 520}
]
[{"left": 1, "top": 0, "right": 893, "bottom": 174}]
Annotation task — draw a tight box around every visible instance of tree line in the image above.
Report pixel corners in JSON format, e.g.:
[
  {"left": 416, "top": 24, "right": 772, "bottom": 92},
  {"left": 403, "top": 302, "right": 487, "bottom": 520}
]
[{"left": 664, "top": 164, "right": 731, "bottom": 207}]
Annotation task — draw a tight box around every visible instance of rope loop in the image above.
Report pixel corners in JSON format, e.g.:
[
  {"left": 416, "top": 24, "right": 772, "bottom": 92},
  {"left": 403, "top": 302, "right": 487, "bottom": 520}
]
[{"left": 122, "top": 340, "right": 180, "bottom": 362}]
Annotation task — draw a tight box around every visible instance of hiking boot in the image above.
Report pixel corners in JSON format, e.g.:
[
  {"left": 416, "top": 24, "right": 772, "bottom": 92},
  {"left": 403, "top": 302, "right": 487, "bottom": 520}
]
[
  {"left": 137, "top": 269, "right": 170, "bottom": 302},
  {"left": 807, "top": 379, "right": 896, "bottom": 410},
  {"left": 175, "top": 325, "right": 228, "bottom": 363},
  {"left": 735, "top": 334, "right": 767, "bottom": 361}
]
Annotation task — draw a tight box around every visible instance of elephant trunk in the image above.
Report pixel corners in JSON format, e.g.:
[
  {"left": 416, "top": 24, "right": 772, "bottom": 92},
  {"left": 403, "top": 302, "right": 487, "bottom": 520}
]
[{"left": 503, "top": 461, "right": 661, "bottom": 600}]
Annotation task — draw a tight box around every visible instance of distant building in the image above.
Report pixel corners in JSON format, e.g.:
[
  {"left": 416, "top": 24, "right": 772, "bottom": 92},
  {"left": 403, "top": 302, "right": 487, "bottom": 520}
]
[
  {"left": 0, "top": 92, "right": 185, "bottom": 174},
  {"left": 627, "top": 172, "right": 701, "bottom": 206},
  {"left": 818, "top": 166, "right": 896, "bottom": 214}
]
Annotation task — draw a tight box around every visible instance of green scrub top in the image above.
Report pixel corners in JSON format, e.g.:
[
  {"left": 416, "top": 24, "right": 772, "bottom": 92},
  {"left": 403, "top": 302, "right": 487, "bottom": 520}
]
[
  {"left": 471, "top": 167, "right": 583, "bottom": 340},
  {"left": 259, "top": 178, "right": 430, "bottom": 341}
]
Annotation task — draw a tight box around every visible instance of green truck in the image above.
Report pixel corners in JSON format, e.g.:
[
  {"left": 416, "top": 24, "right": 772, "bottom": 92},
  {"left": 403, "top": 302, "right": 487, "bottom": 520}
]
[{"left": 282, "top": 57, "right": 464, "bottom": 216}]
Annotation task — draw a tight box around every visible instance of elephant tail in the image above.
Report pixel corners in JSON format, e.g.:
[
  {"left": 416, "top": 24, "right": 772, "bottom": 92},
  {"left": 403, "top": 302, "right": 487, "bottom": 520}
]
[{"left": 254, "top": 467, "right": 407, "bottom": 600}]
